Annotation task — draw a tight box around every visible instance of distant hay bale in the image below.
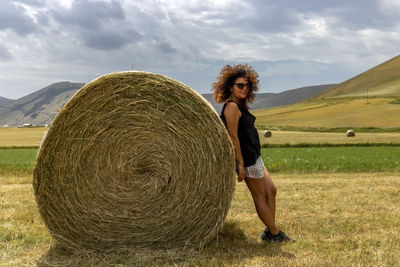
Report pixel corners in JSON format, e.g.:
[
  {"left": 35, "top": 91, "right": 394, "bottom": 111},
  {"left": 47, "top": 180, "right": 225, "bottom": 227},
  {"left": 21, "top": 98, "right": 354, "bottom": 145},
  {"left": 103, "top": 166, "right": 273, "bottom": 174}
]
[
  {"left": 346, "top": 130, "right": 355, "bottom": 137},
  {"left": 263, "top": 130, "right": 272, "bottom": 137},
  {"left": 33, "top": 71, "right": 235, "bottom": 252}
]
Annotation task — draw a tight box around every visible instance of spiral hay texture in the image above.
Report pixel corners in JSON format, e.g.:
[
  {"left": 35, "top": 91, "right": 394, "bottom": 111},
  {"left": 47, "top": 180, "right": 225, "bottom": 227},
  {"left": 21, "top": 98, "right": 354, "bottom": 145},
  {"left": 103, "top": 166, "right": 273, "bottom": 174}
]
[{"left": 33, "top": 71, "right": 236, "bottom": 251}]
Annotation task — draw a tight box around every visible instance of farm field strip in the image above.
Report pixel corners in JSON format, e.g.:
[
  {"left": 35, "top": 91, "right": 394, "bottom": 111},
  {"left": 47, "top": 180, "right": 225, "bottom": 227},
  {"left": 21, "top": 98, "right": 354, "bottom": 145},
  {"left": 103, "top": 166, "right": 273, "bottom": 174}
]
[
  {"left": 258, "top": 130, "right": 400, "bottom": 145},
  {"left": 1, "top": 146, "right": 399, "bottom": 175},
  {"left": 0, "top": 148, "right": 38, "bottom": 176},
  {"left": 0, "top": 128, "right": 48, "bottom": 147},
  {"left": 1, "top": 128, "right": 399, "bottom": 148},
  {"left": 262, "top": 147, "right": 400, "bottom": 173}
]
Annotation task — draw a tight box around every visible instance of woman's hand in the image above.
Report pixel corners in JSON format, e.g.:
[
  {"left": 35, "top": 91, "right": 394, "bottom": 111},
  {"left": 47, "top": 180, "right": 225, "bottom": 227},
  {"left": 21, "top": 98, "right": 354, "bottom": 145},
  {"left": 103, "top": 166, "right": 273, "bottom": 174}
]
[{"left": 237, "top": 165, "right": 246, "bottom": 182}]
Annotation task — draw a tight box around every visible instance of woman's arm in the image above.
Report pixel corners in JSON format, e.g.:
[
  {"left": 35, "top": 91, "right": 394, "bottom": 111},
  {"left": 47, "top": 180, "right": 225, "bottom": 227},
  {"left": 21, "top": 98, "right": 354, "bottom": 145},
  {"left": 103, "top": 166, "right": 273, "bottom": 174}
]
[{"left": 224, "top": 102, "right": 246, "bottom": 182}]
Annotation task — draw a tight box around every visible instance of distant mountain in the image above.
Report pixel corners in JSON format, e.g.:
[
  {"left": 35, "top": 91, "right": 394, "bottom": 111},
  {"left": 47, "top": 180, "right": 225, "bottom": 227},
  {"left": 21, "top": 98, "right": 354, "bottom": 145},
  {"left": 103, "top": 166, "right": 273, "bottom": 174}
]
[
  {"left": 250, "top": 84, "right": 336, "bottom": 109},
  {"left": 0, "top": 96, "right": 11, "bottom": 106},
  {"left": 0, "top": 82, "right": 84, "bottom": 126},
  {"left": 203, "top": 84, "right": 335, "bottom": 114},
  {"left": 312, "top": 54, "right": 400, "bottom": 99},
  {"left": 0, "top": 81, "right": 335, "bottom": 126}
]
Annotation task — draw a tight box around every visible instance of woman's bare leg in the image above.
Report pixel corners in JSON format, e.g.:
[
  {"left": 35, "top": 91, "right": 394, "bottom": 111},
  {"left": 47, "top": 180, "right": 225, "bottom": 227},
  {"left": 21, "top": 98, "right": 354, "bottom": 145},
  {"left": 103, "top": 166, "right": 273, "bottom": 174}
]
[
  {"left": 263, "top": 166, "right": 277, "bottom": 220},
  {"left": 245, "top": 177, "right": 279, "bottom": 235}
]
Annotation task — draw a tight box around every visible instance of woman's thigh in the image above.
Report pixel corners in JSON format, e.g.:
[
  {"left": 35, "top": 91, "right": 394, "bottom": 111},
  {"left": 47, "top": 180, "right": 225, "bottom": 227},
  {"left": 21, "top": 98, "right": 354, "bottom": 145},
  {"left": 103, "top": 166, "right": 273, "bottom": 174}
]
[{"left": 245, "top": 177, "right": 267, "bottom": 199}]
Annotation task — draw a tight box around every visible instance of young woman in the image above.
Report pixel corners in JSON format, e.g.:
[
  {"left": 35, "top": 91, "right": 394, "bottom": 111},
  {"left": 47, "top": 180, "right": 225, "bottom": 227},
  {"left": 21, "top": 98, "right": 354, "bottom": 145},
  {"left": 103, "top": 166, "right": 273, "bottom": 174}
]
[{"left": 212, "top": 64, "right": 294, "bottom": 243}]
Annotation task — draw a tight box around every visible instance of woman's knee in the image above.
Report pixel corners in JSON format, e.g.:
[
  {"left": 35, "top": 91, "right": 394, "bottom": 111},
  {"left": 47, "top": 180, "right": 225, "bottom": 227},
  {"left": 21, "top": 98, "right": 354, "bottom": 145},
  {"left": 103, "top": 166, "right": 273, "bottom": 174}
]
[
  {"left": 252, "top": 189, "right": 267, "bottom": 201},
  {"left": 267, "top": 183, "right": 277, "bottom": 197},
  {"left": 263, "top": 171, "right": 276, "bottom": 196},
  {"left": 246, "top": 180, "right": 267, "bottom": 199},
  {"left": 253, "top": 193, "right": 268, "bottom": 207},
  {"left": 272, "top": 185, "right": 277, "bottom": 196}
]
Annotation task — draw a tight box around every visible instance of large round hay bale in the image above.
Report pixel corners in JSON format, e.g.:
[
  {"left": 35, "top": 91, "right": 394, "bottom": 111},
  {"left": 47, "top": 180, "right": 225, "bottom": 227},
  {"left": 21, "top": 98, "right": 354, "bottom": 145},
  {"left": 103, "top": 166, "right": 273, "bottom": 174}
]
[
  {"left": 346, "top": 129, "right": 355, "bottom": 137},
  {"left": 263, "top": 130, "right": 272, "bottom": 137},
  {"left": 33, "top": 71, "right": 235, "bottom": 251}
]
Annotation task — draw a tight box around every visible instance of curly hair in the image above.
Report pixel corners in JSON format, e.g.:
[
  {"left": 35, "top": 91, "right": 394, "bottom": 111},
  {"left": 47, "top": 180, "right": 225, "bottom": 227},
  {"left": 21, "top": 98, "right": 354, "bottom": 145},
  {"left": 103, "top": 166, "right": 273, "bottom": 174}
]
[{"left": 212, "top": 64, "right": 259, "bottom": 109}]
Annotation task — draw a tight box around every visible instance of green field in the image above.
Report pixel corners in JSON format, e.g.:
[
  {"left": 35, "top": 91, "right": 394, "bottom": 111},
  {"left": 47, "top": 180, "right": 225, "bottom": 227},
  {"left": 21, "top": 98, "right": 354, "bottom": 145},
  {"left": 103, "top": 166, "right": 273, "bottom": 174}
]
[
  {"left": 262, "top": 147, "right": 400, "bottom": 173},
  {"left": 0, "top": 148, "right": 37, "bottom": 175},
  {"left": 1, "top": 146, "right": 399, "bottom": 176}
]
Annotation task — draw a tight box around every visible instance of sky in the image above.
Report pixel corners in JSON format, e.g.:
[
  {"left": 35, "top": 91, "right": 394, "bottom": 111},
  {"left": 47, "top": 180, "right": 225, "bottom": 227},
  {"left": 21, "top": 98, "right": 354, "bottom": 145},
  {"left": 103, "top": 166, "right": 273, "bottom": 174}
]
[{"left": 0, "top": 0, "right": 399, "bottom": 99}]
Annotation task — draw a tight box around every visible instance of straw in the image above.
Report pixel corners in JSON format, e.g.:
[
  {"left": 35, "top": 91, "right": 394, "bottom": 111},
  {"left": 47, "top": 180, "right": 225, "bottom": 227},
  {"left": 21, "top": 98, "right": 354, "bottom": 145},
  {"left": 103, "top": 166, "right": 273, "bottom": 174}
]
[{"left": 33, "top": 71, "right": 235, "bottom": 251}]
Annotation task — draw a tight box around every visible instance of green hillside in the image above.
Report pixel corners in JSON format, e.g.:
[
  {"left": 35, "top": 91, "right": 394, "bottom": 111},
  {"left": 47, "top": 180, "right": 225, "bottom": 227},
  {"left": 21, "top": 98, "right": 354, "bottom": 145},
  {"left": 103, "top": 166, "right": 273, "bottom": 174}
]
[
  {"left": 254, "top": 54, "right": 400, "bottom": 130},
  {"left": 313, "top": 54, "right": 400, "bottom": 99}
]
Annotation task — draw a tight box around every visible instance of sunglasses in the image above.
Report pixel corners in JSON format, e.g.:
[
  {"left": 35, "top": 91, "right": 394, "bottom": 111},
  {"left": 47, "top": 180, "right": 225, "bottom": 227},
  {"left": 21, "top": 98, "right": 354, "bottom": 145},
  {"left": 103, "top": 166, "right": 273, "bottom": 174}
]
[{"left": 234, "top": 83, "right": 250, "bottom": 90}]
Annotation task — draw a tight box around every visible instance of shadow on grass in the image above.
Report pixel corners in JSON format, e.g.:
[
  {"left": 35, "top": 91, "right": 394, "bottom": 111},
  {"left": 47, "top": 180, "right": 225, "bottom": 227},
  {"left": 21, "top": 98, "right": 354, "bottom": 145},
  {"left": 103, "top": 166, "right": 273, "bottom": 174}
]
[
  {"left": 203, "top": 220, "right": 296, "bottom": 265},
  {"left": 37, "top": 221, "right": 296, "bottom": 266}
]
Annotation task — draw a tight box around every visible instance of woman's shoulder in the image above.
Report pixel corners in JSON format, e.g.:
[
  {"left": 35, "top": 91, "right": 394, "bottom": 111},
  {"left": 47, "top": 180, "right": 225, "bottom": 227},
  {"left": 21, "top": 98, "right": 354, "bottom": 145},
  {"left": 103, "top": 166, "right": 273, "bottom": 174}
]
[
  {"left": 225, "top": 99, "right": 238, "bottom": 105},
  {"left": 223, "top": 100, "right": 242, "bottom": 118},
  {"left": 224, "top": 100, "right": 241, "bottom": 111}
]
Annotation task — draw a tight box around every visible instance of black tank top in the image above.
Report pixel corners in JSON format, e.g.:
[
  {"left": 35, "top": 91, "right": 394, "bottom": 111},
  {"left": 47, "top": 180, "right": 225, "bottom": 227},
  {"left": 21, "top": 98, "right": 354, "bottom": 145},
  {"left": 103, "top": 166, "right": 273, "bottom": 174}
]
[{"left": 220, "top": 100, "right": 261, "bottom": 167}]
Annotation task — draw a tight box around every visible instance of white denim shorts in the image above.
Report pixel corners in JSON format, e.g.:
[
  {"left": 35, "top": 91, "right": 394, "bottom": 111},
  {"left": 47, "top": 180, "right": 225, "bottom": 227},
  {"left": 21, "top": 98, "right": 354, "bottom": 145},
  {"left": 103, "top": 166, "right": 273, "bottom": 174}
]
[{"left": 245, "top": 156, "right": 265, "bottom": 178}]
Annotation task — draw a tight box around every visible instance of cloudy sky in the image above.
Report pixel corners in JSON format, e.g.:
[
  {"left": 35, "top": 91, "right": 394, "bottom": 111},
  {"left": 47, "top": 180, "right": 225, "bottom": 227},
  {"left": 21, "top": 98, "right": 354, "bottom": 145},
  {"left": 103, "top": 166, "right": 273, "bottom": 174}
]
[{"left": 0, "top": 0, "right": 399, "bottom": 99}]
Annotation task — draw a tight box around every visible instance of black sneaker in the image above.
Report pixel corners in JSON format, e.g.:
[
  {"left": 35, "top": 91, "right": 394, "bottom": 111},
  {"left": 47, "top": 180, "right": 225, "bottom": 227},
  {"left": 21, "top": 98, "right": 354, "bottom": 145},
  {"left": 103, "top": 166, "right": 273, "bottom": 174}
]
[
  {"left": 263, "top": 230, "right": 295, "bottom": 243},
  {"left": 260, "top": 228, "right": 269, "bottom": 240},
  {"left": 274, "top": 230, "right": 295, "bottom": 242}
]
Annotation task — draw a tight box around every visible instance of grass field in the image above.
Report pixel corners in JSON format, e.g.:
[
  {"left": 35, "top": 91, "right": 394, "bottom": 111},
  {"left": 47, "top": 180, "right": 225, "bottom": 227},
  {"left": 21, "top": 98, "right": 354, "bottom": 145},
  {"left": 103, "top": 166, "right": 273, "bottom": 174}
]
[
  {"left": 262, "top": 147, "right": 400, "bottom": 173},
  {"left": 0, "top": 148, "right": 37, "bottom": 176},
  {"left": 1, "top": 172, "right": 399, "bottom": 266}
]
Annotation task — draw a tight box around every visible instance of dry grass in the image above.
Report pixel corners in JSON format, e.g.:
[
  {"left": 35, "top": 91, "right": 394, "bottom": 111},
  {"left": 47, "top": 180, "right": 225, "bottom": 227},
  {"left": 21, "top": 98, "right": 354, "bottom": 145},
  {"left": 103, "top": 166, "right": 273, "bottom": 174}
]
[
  {"left": 0, "top": 175, "right": 52, "bottom": 266},
  {"left": 253, "top": 98, "right": 400, "bottom": 128},
  {"left": 0, "top": 128, "right": 48, "bottom": 147},
  {"left": 1, "top": 128, "right": 399, "bottom": 149},
  {"left": 1, "top": 172, "right": 399, "bottom": 266},
  {"left": 257, "top": 130, "right": 400, "bottom": 145}
]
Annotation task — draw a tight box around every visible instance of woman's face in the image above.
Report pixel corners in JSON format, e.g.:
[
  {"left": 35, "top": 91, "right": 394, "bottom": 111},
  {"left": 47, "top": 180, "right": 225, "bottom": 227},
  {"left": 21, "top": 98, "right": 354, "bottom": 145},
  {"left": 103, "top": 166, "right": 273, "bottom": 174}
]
[{"left": 231, "top": 77, "right": 250, "bottom": 100}]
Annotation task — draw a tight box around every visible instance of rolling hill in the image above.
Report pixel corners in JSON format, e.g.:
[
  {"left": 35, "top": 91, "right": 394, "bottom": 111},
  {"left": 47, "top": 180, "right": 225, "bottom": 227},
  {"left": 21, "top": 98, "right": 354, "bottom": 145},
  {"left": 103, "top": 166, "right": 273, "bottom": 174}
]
[
  {"left": 0, "top": 82, "right": 84, "bottom": 126},
  {"left": 253, "top": 98, "right": 400, "bottom": 129},
  {"left": 254, "top": 54, "right": 400, "bottom": 129},
  {"left": 0, "top": 81, "right": 334, "bottom": 126},
  {"left": 313, "top": 54, "right": 400, "bottom": 99},
  {"left": 0, "top": 96, "right": 11, "bottom": 106}
]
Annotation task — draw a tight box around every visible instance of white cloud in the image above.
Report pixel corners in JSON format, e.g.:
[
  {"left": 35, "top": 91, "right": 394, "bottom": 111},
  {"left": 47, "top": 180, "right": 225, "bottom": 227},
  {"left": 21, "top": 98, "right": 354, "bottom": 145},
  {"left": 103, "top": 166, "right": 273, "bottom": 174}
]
[
  {"left": 381, "top": 0, "right": 400, "bottom": 9},
  {"left": 0, "top": 0, "right": 400, "bottom": 99},
  {"left": 262, "top": 62, "right": 329, "bottom": 76}
]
